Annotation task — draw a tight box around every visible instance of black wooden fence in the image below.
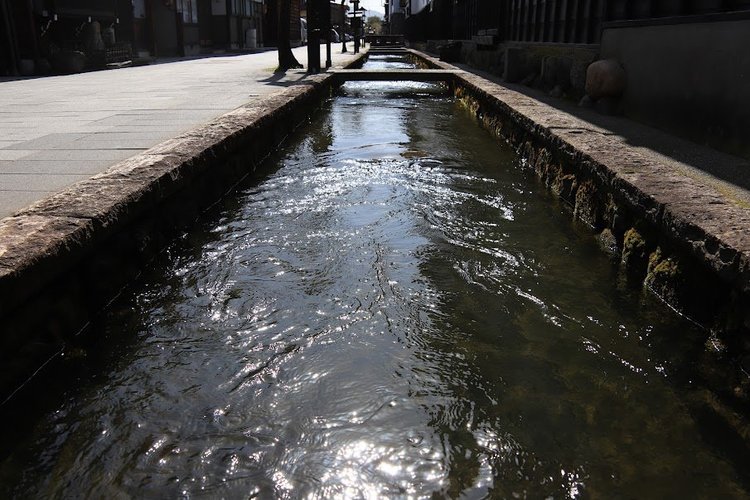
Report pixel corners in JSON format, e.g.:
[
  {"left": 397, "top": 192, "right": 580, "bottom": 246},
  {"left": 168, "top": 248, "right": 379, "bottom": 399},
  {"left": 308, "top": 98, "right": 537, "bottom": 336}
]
[
  {"left": 503, "top": 0, "right": 750, "bottom": 44},
  {"left": 505, "top": 0, "right": 604, "bottom": 44},
  {"left": 409, "top": 0, "right": 750, "bottom": 43}
]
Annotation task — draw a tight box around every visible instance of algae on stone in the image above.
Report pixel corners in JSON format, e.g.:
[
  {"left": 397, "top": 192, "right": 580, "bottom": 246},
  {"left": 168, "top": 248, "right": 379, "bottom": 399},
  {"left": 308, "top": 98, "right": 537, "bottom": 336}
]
[
  {"left": 645, "top": 247, "right": 684, "bottom": 306},
  {"left": 573, "top": 180, "right": 600, "bottom": 228},
  {"left": 621, "top": 227, "right": 649, "bottom": 275}
]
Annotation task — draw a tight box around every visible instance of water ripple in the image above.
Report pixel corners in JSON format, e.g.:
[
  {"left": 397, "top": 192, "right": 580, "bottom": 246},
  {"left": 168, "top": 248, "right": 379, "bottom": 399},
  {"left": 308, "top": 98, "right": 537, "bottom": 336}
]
[{"left": 1, "top": 57, "right": 743, "bottom": 500}]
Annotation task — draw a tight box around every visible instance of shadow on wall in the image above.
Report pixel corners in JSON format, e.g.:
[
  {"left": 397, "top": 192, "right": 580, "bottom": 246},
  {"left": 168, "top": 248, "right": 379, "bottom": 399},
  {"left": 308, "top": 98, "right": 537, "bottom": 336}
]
[
  {"left": 413, "top": 40, "right": 750, "bottom": 191},
  {"left": 421, "top": 15, "right": 750, "bottom": 163},
  {"left": 600, "top": 19, "right": 750, "bottom": 161}
]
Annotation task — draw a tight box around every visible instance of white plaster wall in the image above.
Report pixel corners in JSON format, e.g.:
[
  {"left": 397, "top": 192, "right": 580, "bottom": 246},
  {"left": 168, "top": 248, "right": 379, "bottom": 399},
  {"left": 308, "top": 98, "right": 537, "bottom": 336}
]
[{"left": 409, "top": 0, "right": 430, "bottom": 14}]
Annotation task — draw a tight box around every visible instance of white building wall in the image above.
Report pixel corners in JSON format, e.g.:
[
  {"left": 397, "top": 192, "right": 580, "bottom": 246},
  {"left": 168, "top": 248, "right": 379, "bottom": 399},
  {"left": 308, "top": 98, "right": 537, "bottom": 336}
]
[{"left": 409, "top": 0, "right": 430, "bottom": 15}]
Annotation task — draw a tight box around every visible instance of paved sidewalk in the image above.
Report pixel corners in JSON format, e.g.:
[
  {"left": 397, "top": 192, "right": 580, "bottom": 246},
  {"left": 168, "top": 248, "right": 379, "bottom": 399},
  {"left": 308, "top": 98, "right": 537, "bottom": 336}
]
[{"left": 0, "top": 44, "right": 363, "bottom": 219}]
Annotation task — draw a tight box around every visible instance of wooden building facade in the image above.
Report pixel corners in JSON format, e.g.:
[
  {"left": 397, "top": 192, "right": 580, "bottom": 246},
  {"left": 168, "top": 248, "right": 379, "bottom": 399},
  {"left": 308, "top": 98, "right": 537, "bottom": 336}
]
[
  {"left": 406, "top": 0, "right": 750, "bottom": 43},
  {"left": 403, "top": 0, "right": 750, "bottom": 160},
  {"left": 0, "top": 0, "right": 303, "bottom": 77}
]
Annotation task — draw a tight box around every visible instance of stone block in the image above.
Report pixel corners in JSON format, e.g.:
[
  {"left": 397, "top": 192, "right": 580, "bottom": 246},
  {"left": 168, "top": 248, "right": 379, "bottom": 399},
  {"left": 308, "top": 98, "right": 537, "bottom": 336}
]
[
  {"left": 472, "top": 35, "right": 496, "bottom": 47},
  {"left": 50, "top": 50, "right": 87, "bottom": 74},
  {"left": 503, "top": 47, "right": 525, "bottom": 83},
  {"left": 585, "top": 58, "right": 627, "bottom": 100},
  {"left": 569, "top": 53, "right": 597, "bottom": 94},
  {"left": 439, "top": 42, "right": 462, "bottom": 63},
  {"left": 503, "top": 47, "right": 542, "bottom": 83},
  {"left": 541, "top": 55, "right": 573, "bottom": 89}
]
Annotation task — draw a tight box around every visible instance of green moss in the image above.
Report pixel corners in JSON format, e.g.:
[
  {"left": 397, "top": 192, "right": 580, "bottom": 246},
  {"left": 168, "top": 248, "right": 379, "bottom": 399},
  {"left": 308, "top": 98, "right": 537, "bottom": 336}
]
[
  {"left": 651, "top": 257, "right": 681, "bottom": 280},
  {"left": 573, "top": 180, "right": 600, "bottom": 227},
  {"left": 622, "top": 228, "right": 647, "bottom": 266},
  {"left": 645, "top": 247, "right": 684, "bottom": 306},
  {"left": 646, "top": 246, "right": 664, "bottom": 276}
]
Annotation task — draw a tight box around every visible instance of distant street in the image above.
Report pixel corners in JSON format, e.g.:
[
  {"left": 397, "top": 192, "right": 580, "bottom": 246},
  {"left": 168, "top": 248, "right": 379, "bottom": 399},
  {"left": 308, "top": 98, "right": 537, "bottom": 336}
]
[{"left": 0, "top": 44, "right": 360, "bottom": 219}]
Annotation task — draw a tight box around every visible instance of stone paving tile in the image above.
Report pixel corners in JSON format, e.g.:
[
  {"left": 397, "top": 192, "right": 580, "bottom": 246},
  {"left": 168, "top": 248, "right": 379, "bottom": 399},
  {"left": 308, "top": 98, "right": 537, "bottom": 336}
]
[
  {"left": 96, "top": 124, "right": 189, "bottom": 133},
  {"left": 0, "top": 159, "right": 113, "bottom": 175},
  {"left": 0, "top": 45, "right": 364, "bottom": 219},
  {"left": 2, "top": 133, "right": 87, "bottom": 150},
  {"left": 91, "top": 112, "right": 219, "bottom": 126},
  {"left": 21, "top": 149, "right": 145, "bottom": 161},
  {"left": 71, "top": 136, "right": 169, "bottom": 150},
  {"left": 0, "top": 173, "right": 88, "bottom": 191},
  {"left": 0, "top": 150, "right": 33, "bottom": 160},
  {"left": 0, "top": 190, "right": 55, "bottom": 217}
]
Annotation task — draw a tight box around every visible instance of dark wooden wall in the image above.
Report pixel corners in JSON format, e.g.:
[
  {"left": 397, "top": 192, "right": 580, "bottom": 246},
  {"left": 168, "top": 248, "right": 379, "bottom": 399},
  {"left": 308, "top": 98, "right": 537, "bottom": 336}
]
[
  {"left": 503, "top": 0, "right": 750, "bottom": 44},
  {"left": 605, "top": 0, "right": 750, "bottom": 21},
  {"left": 504, "top": 0, "right": 605, "bottom": 44},
  {"left": 416, "top": 0, "right": 750, "bottom": 43}
]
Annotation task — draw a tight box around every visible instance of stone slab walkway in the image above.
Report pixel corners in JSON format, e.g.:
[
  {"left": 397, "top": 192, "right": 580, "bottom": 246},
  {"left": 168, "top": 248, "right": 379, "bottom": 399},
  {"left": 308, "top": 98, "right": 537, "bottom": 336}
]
[{"left": 0, "top": 44, "right": 363, "bottom": 219}]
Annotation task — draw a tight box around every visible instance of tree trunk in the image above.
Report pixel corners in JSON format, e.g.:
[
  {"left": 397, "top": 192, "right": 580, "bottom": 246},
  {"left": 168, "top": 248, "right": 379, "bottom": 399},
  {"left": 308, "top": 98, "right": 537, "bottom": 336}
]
[{"left": 276, "top": 0, "right": 302, "bottom": 72}]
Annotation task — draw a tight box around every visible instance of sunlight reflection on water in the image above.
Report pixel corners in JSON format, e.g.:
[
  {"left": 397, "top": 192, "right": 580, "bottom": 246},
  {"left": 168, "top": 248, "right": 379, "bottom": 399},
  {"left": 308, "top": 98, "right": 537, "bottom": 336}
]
[{"left": 0, "top": 55, "right": 745, "bottom": 500}]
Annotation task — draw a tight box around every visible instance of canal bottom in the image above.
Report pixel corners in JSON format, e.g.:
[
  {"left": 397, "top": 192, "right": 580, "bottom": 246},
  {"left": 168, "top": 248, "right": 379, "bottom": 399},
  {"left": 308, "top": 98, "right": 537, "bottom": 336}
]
[{"left": 0, "top": 56, "right": 746, "bottom": 498}]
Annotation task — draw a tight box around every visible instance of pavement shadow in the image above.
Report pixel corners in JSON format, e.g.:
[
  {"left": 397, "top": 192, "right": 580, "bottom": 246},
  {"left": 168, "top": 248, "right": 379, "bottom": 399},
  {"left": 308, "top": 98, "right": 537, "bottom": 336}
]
[
  {"left": 0, "top": 76, "right": 39, "bottom": 83},
  {"left": 149, "top": 49, "right": 276, "bottom": 66},
  {"left": 0, "top": 50, "right": 279, "bottom": 83},
  {"left": 258, "top": 70, "right": 317, "bottom": 87}
]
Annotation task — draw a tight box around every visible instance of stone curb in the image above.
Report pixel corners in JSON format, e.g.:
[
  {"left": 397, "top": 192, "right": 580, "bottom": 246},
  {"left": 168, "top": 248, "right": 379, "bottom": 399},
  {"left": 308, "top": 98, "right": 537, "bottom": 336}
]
[
  {"left": 0, "top": 81, "right": 317, "bottom": 314},
  {"left": 0, "top": 54, "right": 366, "bottom": 400}
]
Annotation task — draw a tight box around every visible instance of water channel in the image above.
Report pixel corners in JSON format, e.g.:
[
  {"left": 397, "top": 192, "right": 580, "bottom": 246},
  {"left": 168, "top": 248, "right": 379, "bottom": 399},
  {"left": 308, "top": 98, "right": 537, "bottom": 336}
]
[{"left": 0, "top": 56, "right": 746, "bottom": 498}]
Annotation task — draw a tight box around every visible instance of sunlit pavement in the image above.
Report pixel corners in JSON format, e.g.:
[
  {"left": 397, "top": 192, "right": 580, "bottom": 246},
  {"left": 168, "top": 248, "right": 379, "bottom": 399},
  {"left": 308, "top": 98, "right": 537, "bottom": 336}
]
[{"left": 0, "top": 43, "right": 362, "bottom": 219}]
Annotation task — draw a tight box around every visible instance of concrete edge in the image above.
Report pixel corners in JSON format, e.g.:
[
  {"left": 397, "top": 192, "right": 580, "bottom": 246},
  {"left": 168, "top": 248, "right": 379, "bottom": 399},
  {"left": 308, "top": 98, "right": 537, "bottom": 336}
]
[
  {"left": 0, "top": 53, "right": 367, "bottom": 400},
  {"left": 0, "top": 82, "right": 315, "bottom": 311}
]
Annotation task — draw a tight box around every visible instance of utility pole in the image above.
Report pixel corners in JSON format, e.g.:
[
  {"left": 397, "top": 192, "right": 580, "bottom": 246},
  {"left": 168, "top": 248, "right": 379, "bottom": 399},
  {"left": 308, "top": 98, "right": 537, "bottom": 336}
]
[
  {"left": 349, "top": 0, "right": 360, "bottom": 54},
  {"left": 340, "top": 0, "right": 347, "bottom": 53},
  {"left": 225, "top": 0, "right": 232, "bottom": 50},
  {"left": 307, "top": 0, "right": 321, "bottom": 73},
  {"left": 0, "top": 0, "right": 20, "bottom": 75},
  {"left": 323, "top": 0, "right": 332, "bottom": 68}
]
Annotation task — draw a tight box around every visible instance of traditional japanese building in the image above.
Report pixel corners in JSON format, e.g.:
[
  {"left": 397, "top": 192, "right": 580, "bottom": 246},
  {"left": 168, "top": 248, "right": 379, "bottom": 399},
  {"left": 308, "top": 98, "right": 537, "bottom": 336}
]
[
  {"left": 0, "top": 0, "right": 276, "bottom": 76},
  {"left": 265, "top": 0, "right": 302, "bottom": 48},
  {"left": 384, "top": 0, "right": 405, "bottom": 34},
  {"left": 404, "top": 0, "right": 750, "bottom": 159},
  {"left": 209, "top": 0, "right": 267, "bottom": 51}
]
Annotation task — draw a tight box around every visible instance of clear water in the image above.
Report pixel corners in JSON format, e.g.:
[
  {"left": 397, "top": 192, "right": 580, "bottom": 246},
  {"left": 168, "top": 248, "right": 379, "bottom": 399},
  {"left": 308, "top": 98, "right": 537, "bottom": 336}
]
[{"left": 0, "top": 56, "right": 746, "bottom": 498}]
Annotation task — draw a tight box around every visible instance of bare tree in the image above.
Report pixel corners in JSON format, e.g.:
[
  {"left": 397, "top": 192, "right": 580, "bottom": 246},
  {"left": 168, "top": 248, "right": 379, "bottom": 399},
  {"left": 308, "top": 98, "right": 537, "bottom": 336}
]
[{"left": 276, "top": 0, "right": 302, "bottom": 72}]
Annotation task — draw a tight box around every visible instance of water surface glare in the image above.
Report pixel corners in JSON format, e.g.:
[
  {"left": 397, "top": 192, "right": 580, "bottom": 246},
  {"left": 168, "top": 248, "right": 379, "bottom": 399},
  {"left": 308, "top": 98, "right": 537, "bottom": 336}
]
[{"left": 1, "top": 56, "right": 746, "bottom": 498}]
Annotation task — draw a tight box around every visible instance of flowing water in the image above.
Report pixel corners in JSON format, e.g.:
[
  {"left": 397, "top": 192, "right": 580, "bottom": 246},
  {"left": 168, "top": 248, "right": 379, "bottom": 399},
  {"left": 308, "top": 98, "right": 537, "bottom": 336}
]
[{"left": 0, "top": 56, "right": 746, "bottom": 498}]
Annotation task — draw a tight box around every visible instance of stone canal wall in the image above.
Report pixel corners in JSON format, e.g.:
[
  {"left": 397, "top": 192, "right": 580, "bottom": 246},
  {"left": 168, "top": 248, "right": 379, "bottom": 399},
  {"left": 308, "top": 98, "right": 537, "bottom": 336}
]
[
  {"left": 0, "top": 54, "right": 367, "bottom": 402},
  {"left": 407, "top": 49, "right": 750, "bottom": 443},
  {"left": 1, "top": 49, "right": 748, "bottom": 428},
  {"left": 408, "top": 49, "right": 750, "bottom": 343}
]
